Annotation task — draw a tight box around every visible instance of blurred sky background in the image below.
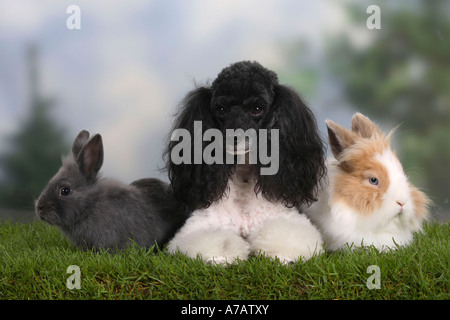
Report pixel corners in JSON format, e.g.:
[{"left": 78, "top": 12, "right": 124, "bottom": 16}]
[{"left": 0, "top": 0, "right": 448, "bottom": 221}]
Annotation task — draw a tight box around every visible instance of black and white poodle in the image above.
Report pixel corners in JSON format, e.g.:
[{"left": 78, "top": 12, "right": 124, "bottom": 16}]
[{"left": 165, "top": 61, "right": 326, "bottom": 264}]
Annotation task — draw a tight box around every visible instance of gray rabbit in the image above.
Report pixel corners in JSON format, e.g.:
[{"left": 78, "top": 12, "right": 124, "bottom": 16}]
[{"left": 36, "top": 130, "right": 187, "bottom": 251}]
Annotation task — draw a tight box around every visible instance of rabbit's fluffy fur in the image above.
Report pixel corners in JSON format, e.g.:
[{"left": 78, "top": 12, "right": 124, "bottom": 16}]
[
  {"left": 304, "top": 113, "right": 430, "bottom": 251},
  {"left": 36, "top": 130, "right": 187, "bottom": 251}
]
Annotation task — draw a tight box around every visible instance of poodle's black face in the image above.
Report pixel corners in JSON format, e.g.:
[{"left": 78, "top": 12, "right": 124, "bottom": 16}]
[
  {"left": 210, "top": 65, "right": 279, "bottom": 157},
  {"left": 211, "top": 84, "right": 273, "bottom": 132},
  {"left": 165, "top": 61, "right": 326, "bottom": 212},
  {"left": 210, "top": 62, "right": 278, "bottom": 134}
]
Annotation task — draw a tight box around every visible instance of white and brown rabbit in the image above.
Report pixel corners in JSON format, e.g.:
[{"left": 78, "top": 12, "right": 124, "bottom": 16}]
[
  {"left": 36, "top": 130, "right": 187, "bottom": 251},
  {"left": 304, "top": 113, "right": 430, "bottom": 251}
]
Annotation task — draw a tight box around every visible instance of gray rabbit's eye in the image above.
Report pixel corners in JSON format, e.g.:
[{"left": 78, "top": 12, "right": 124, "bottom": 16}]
[{"left": 60, "top": 186, "right": 72, "bottom": 196}]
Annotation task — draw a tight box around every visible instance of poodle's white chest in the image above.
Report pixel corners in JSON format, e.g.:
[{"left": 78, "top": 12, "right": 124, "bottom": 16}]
[{"left": 202, "top": 178, "right": 294, "bottom": 238}]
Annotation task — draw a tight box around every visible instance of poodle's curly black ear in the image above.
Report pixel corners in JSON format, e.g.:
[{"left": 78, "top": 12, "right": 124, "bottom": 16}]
[
  {"left": 163, "top": 86, "right": 233, "bottom": 212},
  {"left": 257, "top": 84, "right": 327, "bottom": 207},
  {"left": 167, "top": 87, "right": 215, "bottom": 132}
]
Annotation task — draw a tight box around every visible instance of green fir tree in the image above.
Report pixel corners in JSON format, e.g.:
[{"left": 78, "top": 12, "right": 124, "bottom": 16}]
[{"left": 0, "top": 45, "right": 68, "bottom": 210}]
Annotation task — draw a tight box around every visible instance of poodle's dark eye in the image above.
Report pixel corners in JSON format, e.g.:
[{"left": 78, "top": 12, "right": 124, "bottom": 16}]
[
  {"left": 216, "top": 106, "right": 227, "bottom": 116},
  {"left": 369, "top": 177, "right": 379, "bottom": 186},
  {"left": 251, "top": 106, "right": 263, "bottom": 116},
  {"left": 60, "top": 187, "right": 72, "bottom": 196}
]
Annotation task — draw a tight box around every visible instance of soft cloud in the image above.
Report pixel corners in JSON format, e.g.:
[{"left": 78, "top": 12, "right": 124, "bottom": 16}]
[
  {"left": 96, "top": 63, "right": 170, "bottom": 180},
  {"left": 0, "top": 1, "right": 58, "bottom": 36}
]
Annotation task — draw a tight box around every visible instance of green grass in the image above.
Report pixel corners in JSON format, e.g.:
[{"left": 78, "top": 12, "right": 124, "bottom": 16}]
[{"left": 0, "top": 220, "right": 448, "bottom": 300}]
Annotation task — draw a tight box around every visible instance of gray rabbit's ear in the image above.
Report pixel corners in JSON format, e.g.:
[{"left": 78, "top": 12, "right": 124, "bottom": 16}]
[
  {"left": 77, "top": 134, "right": 104, "bottom": 180},
  {"left": 72, "top": 130, "right": 90, "bottom": 157}
]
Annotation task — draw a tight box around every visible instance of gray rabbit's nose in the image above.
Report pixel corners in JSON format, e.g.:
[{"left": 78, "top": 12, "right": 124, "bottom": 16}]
[{"left": 36, "top": 201, "right": 45, "bottom": 213}]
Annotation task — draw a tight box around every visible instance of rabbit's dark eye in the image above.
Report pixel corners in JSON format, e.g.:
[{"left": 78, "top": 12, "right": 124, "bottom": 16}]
[
  {"left": 369, "top": 177, "right": 379, "bottom": 186},
  {"left": 60, "top": 187, "right": 72, "bottom": 196}
]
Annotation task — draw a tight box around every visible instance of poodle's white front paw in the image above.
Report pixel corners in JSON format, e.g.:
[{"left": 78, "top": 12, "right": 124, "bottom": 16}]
[
  {"left": 169, "top": 228, "right": 251, "bottom": 265},
  {"left": 248, "top": 215, "right": 324, "bottom": 262},
  {"left": 205, "top": 256, "right": 237, "bottom": 266},
  {"left": 275, "top": 256, "right": 297, "bottom": 265}
]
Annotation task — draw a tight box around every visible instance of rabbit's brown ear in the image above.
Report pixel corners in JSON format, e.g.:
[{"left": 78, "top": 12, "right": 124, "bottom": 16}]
[
  {"left": 77, "top": 134, "right": 104, "bottom": 180},
  {"left": 326, "top": 119, "right": 358, "bottom": 160},
  {"left": 351, "top": 113, "right": 383, "bottom": 139},
  {"left": 72, "top": 130, "right": 90, "bottom": 157}
]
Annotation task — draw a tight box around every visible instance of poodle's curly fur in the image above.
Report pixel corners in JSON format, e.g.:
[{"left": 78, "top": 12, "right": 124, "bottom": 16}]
[{"left": 164, "top": 61, "right": 326, "bottom": 264}]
